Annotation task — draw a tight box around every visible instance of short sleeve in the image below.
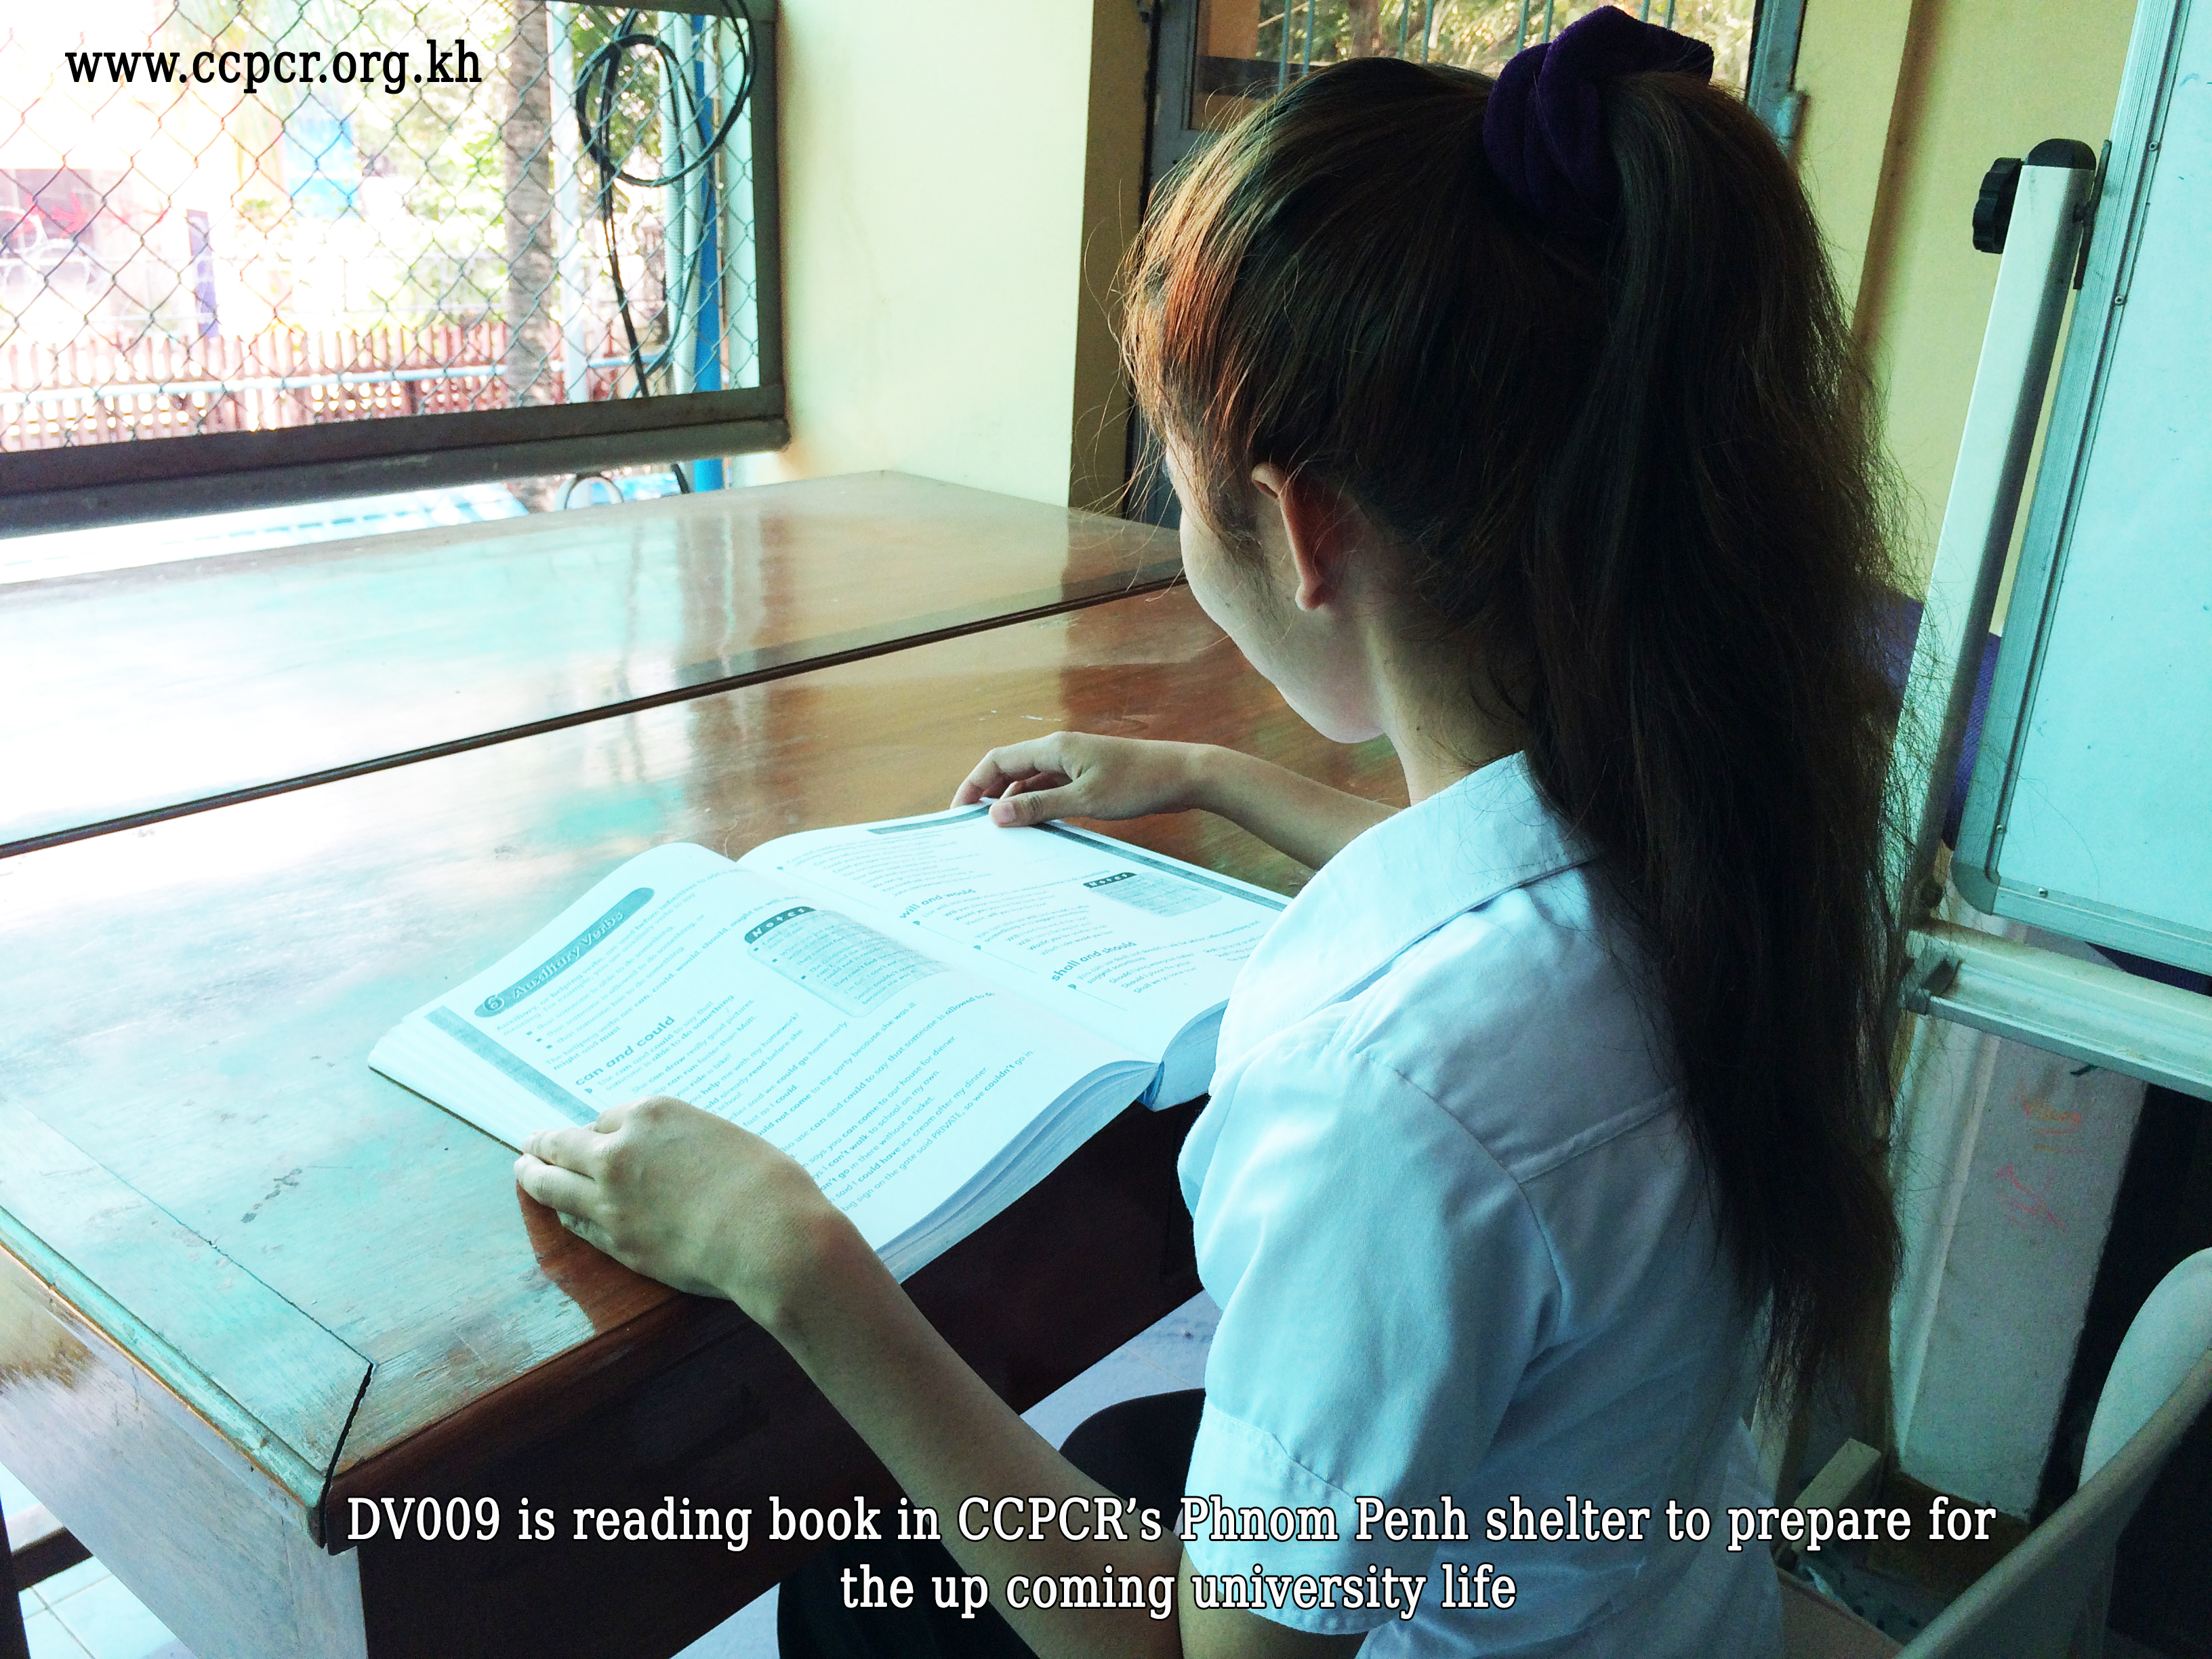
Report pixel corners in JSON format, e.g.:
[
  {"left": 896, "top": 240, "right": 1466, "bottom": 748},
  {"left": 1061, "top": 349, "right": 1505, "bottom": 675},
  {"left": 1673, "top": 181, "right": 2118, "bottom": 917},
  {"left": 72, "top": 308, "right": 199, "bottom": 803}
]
[{"left": 1179, "top": 1025, "right": 1561, "bottom": 1634}]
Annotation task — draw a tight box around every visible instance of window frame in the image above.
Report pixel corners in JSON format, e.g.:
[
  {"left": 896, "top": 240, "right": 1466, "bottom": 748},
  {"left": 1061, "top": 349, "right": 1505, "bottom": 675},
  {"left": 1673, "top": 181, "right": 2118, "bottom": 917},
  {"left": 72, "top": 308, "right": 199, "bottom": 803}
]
[
  {"left": 1147, "top": 0, "right": 1810, "bottom": 175},
  {"left": 0, "top": 0, "right": 785, "bottom": 534}
]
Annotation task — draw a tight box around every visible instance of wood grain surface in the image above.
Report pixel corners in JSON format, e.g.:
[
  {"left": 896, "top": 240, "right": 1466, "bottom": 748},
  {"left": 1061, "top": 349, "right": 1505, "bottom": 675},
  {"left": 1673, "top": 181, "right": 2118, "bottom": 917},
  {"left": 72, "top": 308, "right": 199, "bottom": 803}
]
[
  {"left": 0, "top": 580, "right": 1406, "bottom": 1657},
  {"left": 0, "top": 473, "right": 1178, "bottom": 853},
  {"left": 0, "top": 1250, "right": 369, "bottom": 1659}
]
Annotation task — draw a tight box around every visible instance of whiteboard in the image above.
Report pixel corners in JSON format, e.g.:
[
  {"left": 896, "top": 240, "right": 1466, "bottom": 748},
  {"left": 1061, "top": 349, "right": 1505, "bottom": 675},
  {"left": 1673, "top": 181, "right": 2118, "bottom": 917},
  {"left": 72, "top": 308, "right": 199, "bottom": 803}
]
[{"left": 1955, "top": 0, "right": 2212, "bottom": 975}]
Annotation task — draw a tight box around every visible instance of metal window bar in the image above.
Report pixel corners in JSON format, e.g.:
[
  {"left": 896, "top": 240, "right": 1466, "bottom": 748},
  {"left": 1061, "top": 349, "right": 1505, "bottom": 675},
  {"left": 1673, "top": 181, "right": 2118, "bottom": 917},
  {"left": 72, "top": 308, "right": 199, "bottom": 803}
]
[{"left": 0, "top": 1, "right": 784, "bottom": 533}]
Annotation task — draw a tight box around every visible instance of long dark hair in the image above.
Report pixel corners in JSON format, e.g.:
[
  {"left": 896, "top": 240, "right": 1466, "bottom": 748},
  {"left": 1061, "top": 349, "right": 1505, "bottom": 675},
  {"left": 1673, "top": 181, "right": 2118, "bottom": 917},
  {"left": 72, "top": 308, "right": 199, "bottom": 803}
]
[{"left": 1124, "top": 57, "right": 1903, "bottom": 1413}]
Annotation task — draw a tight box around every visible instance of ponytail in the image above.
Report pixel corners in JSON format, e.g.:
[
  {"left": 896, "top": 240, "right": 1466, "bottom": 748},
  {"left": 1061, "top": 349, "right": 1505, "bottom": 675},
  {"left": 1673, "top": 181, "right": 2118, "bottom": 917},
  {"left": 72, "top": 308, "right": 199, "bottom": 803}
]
[
  {"left": 1126, "top": 55, "right": 1903, "bottom": 1414},
  {"left": 1530, "top": 75, "right": 1905, "bottom": 1412}
]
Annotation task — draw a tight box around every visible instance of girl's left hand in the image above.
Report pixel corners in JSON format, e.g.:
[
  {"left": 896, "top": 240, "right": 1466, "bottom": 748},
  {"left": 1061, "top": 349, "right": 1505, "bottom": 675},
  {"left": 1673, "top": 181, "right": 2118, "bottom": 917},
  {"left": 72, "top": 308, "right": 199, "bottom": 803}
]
[{"left": 514, "top": 1096, "right": 854, "bottom": 1325}]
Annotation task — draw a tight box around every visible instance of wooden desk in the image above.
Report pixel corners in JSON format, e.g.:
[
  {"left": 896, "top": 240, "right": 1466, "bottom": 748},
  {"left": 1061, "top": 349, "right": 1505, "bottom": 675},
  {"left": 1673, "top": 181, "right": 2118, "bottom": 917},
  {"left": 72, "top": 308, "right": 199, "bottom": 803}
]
[
  {"left": 0, "top": 472, "right": 1178, "bottom": 854},
  {"left": 0, "top": 585, "right": 1404, "bottom": 1659}
]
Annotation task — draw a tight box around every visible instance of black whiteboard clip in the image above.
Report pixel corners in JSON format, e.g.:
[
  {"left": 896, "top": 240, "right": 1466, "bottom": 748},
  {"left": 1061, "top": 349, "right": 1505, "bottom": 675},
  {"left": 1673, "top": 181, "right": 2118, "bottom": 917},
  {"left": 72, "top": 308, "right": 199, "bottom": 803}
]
[
  {"left": 1973, "top": 157, "right": 2023, "bottom": 254},
  {"left": 1975, "top": 144, "right": 2096, "bottom": 256}
]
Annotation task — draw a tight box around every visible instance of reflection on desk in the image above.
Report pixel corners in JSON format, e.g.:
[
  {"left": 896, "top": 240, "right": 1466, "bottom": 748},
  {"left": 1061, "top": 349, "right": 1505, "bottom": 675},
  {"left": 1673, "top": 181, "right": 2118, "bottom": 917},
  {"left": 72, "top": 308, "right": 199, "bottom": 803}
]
[
  {"left": 0, "top": 472, "right": 1179, "bottom": 854},
  {"left": 0, "top": 583, "right": 1404, "bottom": 1659}
]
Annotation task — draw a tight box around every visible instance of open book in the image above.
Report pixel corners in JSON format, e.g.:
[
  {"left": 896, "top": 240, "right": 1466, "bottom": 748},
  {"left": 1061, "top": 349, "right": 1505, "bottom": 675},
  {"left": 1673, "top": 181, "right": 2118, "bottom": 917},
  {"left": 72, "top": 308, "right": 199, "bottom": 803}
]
[{"left": 371, "top": 806, "right": 1286, "bottom": 1277}]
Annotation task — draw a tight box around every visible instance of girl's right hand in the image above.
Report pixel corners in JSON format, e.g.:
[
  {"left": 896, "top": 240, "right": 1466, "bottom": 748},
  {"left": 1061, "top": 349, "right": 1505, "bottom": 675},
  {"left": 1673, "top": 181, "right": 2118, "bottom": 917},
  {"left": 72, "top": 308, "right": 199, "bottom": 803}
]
[{"left": 951, "top": 733, "right": 1210, "bottom": 827}]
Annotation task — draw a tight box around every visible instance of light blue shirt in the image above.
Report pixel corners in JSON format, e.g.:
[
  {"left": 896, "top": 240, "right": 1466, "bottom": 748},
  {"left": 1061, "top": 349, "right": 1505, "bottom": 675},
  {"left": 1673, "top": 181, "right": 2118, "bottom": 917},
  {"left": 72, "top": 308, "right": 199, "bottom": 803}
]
[{"left": 1178, "top": 752, "right": 1781, "bottom": 1655}]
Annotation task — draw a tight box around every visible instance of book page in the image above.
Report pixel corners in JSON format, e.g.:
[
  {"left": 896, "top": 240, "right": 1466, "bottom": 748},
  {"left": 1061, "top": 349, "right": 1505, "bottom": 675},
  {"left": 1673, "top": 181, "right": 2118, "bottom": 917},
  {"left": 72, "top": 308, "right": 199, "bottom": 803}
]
[
  {"left": 738, "top": 808, "right": 1286, "bottom": 1059},
  {"left": 382, "top": 842, "right": 1141, "bottom": 1252}
]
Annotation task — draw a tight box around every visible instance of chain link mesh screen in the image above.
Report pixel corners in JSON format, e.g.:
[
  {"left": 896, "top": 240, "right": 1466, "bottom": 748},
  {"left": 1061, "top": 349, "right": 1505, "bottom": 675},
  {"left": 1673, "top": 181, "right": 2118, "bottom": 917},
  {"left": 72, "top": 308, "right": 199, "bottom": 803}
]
[
  {"left": 1187, "top": 1, "right": 1757, "bottom": 127},
  {"left": 3, "top": 3, "right": 760, "bottom": 456}
]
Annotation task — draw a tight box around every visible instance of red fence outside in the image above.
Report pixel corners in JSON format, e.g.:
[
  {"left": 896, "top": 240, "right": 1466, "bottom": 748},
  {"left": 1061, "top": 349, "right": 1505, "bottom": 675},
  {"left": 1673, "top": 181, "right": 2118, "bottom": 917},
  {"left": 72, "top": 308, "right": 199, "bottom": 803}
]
[{"left": 0, "top": 323, "right": 636, "bottom": 452}]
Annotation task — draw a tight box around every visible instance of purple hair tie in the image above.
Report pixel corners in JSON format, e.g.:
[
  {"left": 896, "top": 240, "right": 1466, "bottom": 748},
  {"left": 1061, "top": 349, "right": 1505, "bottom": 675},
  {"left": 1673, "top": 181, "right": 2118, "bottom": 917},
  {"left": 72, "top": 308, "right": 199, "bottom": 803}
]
[{"left": 1481, "top": 4, "right": 1715, "bottom": 238}]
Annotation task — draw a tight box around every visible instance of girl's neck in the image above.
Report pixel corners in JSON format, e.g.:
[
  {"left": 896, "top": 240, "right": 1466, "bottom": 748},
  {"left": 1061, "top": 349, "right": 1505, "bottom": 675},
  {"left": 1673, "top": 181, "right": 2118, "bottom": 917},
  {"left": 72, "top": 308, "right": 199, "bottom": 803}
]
[
  {"left": 1209, "top": 461, "right": 1524, "bottom": 804},
  {"left": 1363, "top": 616, "right": 1525, "bottom": 807}
]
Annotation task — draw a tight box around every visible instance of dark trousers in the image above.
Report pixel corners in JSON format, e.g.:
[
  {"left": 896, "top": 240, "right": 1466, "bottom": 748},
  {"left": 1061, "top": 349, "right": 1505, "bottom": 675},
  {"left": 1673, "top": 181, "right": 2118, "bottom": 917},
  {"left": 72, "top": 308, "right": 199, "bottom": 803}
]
[{"left": 777, "top": 1389, "right": 1204, "bottom": 1659}]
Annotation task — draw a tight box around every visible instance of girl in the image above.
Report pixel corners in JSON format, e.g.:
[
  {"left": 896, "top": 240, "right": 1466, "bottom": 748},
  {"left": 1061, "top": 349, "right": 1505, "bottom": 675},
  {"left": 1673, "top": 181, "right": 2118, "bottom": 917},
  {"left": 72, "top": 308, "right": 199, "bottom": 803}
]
[{"left": 515, "top": 7, "right": 1902, "bottom": 1654}]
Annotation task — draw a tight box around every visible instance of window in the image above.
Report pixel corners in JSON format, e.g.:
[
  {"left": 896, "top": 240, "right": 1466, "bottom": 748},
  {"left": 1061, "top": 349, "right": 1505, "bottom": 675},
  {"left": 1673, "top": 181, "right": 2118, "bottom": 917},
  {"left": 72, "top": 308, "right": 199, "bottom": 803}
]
[
  {"left": 1150, "top": 0, "right": 1771, "bottom": 186},
  {"left": 1126, "top": 0, "right": 1796, "bottom": 526},
  {"left": 0, "top": 1, "right": 782, "bottom": 531}
]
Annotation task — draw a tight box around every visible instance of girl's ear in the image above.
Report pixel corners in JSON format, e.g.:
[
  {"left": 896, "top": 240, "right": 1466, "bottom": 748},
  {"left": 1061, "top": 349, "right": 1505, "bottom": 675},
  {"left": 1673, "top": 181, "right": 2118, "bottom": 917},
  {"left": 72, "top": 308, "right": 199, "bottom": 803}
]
[{"left": 1250, "top": 464, "right": 1355, "bottom": 612}]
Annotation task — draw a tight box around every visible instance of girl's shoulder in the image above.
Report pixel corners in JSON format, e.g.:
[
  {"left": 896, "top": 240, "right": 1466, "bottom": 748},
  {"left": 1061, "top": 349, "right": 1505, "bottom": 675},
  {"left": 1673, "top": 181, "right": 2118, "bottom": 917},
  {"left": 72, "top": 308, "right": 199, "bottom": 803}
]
[
  {"left": 1256, "top": 867, "right": 1679, "bottom": 1186},
  {"left": 1194, "top": 878, "right": 1717, "bottom": 1349},
  {"left": 1214, "top": 751, "right": 1676, "bottom": 1187},
  {"left": 1187, "top": 861, "right": 1718, "bottom": 1364}
]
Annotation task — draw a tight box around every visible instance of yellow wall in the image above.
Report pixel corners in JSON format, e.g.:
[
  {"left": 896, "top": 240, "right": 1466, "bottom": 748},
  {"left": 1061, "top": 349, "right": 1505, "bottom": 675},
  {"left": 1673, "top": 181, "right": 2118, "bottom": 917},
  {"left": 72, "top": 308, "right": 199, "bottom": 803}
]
[
  {"left": 1795, "top": 0, "right": 2138, "bottom": 597},
  {"left": 757, "top": 0, "right": 2146, "bottom": 548},
  {"left": 1793, "top": 0, "right": 1917, "bottom": 322},
  {"left": 748, "top": 0, "right": 1149, "bottom": 510}
]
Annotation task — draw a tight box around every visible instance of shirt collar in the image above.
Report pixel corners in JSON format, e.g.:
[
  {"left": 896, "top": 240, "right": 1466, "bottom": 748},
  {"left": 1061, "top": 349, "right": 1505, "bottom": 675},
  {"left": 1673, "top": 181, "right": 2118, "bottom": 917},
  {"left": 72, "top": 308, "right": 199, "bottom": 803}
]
[{"left": 1216, "top": 750, "right": 1594, "bottom": 1066}]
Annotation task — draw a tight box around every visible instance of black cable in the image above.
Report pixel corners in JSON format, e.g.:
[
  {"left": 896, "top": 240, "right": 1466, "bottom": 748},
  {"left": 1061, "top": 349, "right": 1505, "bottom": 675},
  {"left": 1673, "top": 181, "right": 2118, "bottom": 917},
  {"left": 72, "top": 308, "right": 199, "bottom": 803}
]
[
  {"left": 560, "top": 470, "right": 619, "bottom": 509},
  {"left": 582, "top": 20, "right": 683, "bottom": 396},
  {"left": 567, "top": 7, "right": 755, "bottom": 499},
  {"left": 579, "top": 16, "right": 752, "bottom": 193},
  {"left": 571, "top": 9, "right": 752, "bottom": 399}
]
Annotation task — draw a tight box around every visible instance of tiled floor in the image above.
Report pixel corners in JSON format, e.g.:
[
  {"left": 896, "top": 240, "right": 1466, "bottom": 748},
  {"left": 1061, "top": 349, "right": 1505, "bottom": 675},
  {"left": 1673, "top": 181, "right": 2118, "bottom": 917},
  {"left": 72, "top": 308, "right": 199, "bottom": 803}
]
[
  {"left": 7, "top": 1456, "right": 188, "bottom": 1659},
  {"left": 3, "top": 1292, "right": 1217, "bottom": 1659}
]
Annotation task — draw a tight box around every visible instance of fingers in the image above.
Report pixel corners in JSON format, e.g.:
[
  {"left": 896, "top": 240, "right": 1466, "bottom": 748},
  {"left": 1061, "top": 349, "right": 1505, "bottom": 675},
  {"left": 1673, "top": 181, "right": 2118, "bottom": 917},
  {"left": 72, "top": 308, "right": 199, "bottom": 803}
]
[
  {"left": 951, "top": 748, "right": 1016, "bottom": 807},
  {"left": 525, "top": 1122, "right": 612, "bottom": 1174},
  {"left": 558, "top": 1210, "right": 617, "bottom": 1254},
  {"left": 514, "top": 1151, "right": 600, "bottom": 1217},
  {"left": 988, "top": 781, "right": 1073, "bottom": 826},
  {"left": 951, "top": 740, "right": 1070, "bottom": 809},
  {"left": 590, "top": 1095, "right": 649, "bottom": 1132}
]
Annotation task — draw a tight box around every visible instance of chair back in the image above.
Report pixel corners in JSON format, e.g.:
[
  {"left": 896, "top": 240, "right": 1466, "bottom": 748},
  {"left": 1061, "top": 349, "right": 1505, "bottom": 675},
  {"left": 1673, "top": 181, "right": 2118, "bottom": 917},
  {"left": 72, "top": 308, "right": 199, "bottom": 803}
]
[
  {"left": 2083, "top": 1248, "right": 2212, "bottom": 1480},
  {"left": 1900, "top": 1251, "right": 2212, "bottom": 1658}
]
